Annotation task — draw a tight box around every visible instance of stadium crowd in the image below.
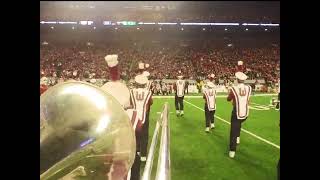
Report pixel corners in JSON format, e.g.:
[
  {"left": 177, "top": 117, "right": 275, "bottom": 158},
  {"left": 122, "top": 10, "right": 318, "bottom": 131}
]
[{"left": 40, "top": 42, "right": 280, "bottom": 84}]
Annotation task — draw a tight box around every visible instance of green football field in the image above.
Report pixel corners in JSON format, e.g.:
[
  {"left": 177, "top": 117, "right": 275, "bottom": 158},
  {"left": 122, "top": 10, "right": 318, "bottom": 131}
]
[{"left": 142, "top": 93, "right": 280, "bottom": 180}]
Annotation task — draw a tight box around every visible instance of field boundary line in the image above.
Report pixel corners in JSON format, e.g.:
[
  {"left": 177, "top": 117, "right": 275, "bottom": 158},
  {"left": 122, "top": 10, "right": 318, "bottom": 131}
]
[
  {"left": 153, "top": 94, "right": 277, "bottom": 99},
  {"left": 250, "top": 102, "right": 272, "bottom": 108},
  {"left": 183, "top": 100, "right": 280, "bottom": 149}
]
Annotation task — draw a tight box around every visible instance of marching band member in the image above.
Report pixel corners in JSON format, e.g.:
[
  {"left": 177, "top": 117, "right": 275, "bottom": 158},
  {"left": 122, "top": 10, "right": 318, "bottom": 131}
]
[
  {"left": 227, "top": 72, "right": 252, "bottom": 158},
  {"left": 203, "top": 74, "right": 217, "bottom": 132},
  {"left": 101, "top": 54, "right": 131, "bottom": 109},
  {"left": 129, "top": 74, "right": 153, "bottom": 177},
  {"left": 174, "top": 72, "right": 186, "bottom": 116},
  {"left": 203, "top": 82, "right": 217, "bottom": 133},
  {"left": 100, "top": 54, "right": 141, "bottom": 180},
  {"left": 141, "top": 67, "right": 152, "bottom": 162}
]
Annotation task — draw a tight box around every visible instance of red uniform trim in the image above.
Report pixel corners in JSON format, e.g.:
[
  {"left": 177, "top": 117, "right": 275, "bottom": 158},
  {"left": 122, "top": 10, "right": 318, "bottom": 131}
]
[
  {"left": 130, "top": 110, "right": 138, "bottom": 130},
  {"left": 130, "top": 90, "right": 137, "bottom": 109}
]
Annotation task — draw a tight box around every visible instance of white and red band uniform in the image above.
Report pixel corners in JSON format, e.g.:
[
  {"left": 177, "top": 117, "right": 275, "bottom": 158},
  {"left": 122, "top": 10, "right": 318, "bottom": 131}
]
[
  {"left": 203, "top": 88, "right": 217, "bottom": 111},
  {"left": 146, "top": 81, "right": 152, "bottom": 91},
  {"left": 176, "top": 80, "right": 186, "bottom": 97},
  {"left": 230, "top": 84, "right": 252, "bottom": 119},
  {"left": 130, "top": 88, "right": 152, "bottom": 124}
]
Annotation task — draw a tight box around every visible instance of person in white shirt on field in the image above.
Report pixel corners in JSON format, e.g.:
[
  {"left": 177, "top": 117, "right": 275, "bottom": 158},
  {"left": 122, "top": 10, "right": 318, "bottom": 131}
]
[
  {"left": 203, "top": 74, "right": 217, "bottom": 133},
  {"left": 174, "top": 73, "right": 186, "bottom": 116}
]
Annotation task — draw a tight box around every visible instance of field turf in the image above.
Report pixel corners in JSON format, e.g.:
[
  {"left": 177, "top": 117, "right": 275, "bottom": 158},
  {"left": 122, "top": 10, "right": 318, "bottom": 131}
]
[{"left": 142, "top": 93, "right": 280, "bottom": 180}]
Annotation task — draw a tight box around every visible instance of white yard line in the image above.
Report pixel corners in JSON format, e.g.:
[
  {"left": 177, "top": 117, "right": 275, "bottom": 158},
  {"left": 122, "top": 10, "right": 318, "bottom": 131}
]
[
  {"left": 153, "top": 93, "right": 277, "bottom": 99},
  {"left": 183, "top": 100, "right": 280, "bottom": 149},
  {"left": 157, "top": 112, "right": 173, "bottom": 114},
  {"left": 250, "top": 102, "right": 271, "bottom": 107}
]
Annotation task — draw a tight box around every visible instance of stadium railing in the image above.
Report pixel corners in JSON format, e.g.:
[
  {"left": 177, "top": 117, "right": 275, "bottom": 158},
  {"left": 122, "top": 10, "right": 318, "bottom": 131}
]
[{"left": 142, "top": 102, "right": 170, "bottom": 180}]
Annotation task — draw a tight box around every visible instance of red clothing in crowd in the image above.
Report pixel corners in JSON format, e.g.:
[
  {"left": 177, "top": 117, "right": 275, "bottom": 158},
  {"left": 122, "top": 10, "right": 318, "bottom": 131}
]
[{"left": 40, "top": 85, "right": 48, "bottom": 95}]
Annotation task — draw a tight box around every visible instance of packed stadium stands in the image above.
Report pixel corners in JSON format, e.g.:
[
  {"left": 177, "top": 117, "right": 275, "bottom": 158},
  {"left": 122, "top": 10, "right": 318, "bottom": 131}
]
[{"left": 40, "top": 41, "right": 279, "bottom": 83}]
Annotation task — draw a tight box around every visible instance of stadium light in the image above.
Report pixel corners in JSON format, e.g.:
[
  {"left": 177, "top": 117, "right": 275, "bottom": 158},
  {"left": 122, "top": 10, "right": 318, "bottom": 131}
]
[
  {"left": 242, "top": 23, "right": 260, "bottom": 26},
  {"left": 225, "top": 28, "right": 228, "bottom": 31},
  {"left": 180, "top": 23, "right": 211, "bottom": 25},
  {"left": 93, "top": 26, "right": 96, "bottom": 29},
  {"left": 265, "top": 28, "right": 268, "bottom": 31},
  {"left": 141, "top": 22, "right": 156, "bottom": 25},
  {"left": 58, "top": 21, "right": 77, "bottom": 24},
  {"left": 157, "top": 22, "right": 177, "bottom": 25},
  {"left": 180, "top": 22, "right": 239, "bottom": 26},
  {"left": 72, "top": 26, "right": 75, "bottom": 30},
  {"left": 115, "top": 27, "right": 118, "bottom": 30},
  {"left": 51, "top": 26, "right": 54, "bottom": 29},
  {"left": 202, "top": 28, "right": 206, "bottom": 31},
  {"left": 181, "top": 28, "right": 184, "bottom": 31},
  {"left": 159, "top": 27, "right": 162, "bottom": 31},
  {"left": 260, "top": 23, "right": 279, "bottom": 26},
  {"left": 245, "top": 28, "right": 248, "bottom": 31},
  {"left": 212, "top": 23, "right": 239, "bottom": 26},
  {"left": 137, "top": 27, "right": 140, "bottom": 30},
  {"left": 40, "top": 21, "right": 57, "bottom": 24}
]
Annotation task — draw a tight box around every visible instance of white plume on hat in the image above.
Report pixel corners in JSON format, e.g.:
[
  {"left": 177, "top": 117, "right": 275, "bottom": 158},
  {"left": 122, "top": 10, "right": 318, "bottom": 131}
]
[
  {"left": 143, "top": 71, "right": 150, "bottom": 77},
  {"left": 235, "top": 72, "right": 248, "bottom": 81},
  {"left": 139, "top": 62, "right": 145, "bottom": 70},
  {"left": 206, "top": 82, "right": 215, "bottom": 88},
  {"left": 238, "top": 61, "right": 243, "bottom": 66},
  {"left": 135, "top": 74, "right": 148, "bottom": 85},
  {"left": 105, "top": 54, "right": 119, "bottom": 67},
  {"left": 145, "top": 63, "right": 150, "bottom": 68}
]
